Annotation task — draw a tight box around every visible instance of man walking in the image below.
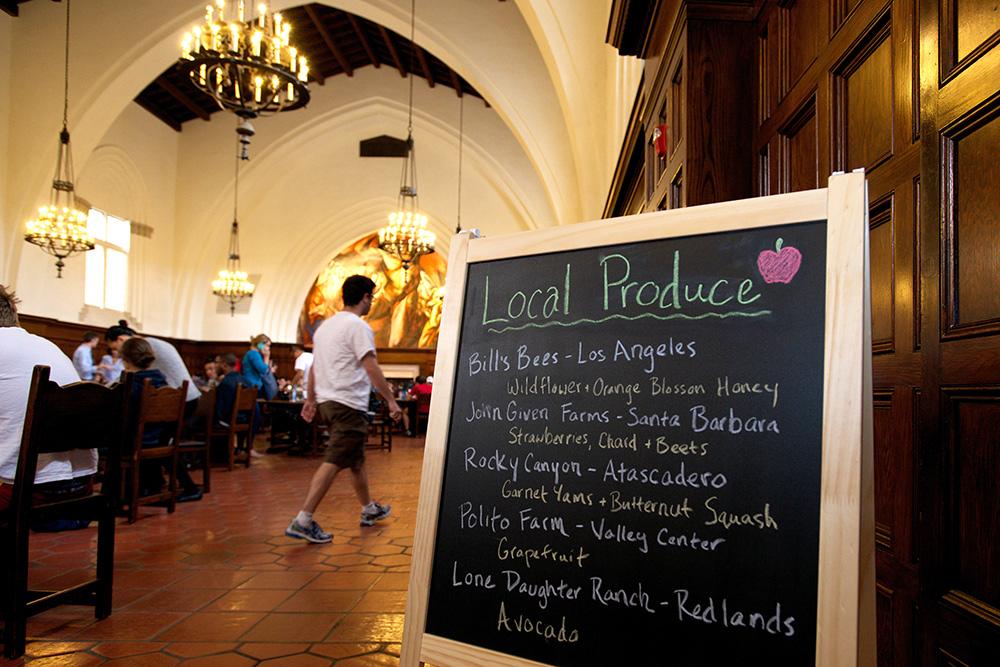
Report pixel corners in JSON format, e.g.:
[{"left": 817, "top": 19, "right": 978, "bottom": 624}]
[{"left": 286, "top": 275, "right": 402, "bottom": 543}]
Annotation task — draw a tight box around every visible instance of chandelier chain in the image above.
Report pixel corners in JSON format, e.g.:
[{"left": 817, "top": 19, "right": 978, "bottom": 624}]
[
  {"left": 457, "top": 94, "right": 463, "bottom": 233},
  {"left": 407, "top": 0, "right": 416, "bottom": 134},
  {"left": 233, "top": 139, "right": 240, "bottom": 229},
  {"left": 62, "top": 0, "right": 71, "bottom": 131}
]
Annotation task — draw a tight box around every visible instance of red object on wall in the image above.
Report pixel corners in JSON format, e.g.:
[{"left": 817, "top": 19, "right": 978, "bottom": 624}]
[{"left": 654, "top": 124, "right": 668, "bottom": 155}]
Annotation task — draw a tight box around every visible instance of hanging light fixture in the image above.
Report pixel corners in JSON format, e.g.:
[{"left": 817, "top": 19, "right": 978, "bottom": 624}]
[
  {"left": 456, "top": 94, "right": 464, "bottom": 234},
  {"left": 212, "top": 128, "right": 256, "bottom": 315},
  {"left": 378, "top": 0, "right": 435, "bottom": 271},
  {"left": 178, "top": 0, "right": 310, "bottom": 119},
  {"left": 24, "top": 0, "right": 94, "bottom": 278}
]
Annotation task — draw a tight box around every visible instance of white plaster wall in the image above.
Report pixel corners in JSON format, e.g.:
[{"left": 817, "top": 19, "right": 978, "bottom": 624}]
[
  {"left": 13, "top": 102, "right": 180, "bottom": 329},
  {"left": 77, "top": 103, "right": 180, "bottom": 335},
  {"left": 0, "top": 14, "right": 11, "bottom": 278}
]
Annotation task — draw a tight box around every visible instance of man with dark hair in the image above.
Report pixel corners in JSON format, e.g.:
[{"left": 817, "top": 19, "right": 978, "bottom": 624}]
[
  {"left": 213, "top": 353, "right": 245, "bottom": 424},
  {"left": 0, "top": 285, "right": 92, "bottom": 518},
  {"left": 285, "top": 275, "right": 402, "bottom": 543},
  {"left": 72, "top": 332, "right": 100, "bottom": 381}
]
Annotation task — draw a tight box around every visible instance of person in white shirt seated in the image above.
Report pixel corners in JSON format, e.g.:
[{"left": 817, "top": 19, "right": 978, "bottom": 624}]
[
  {"left": 292, "top": 345, "right": 313, "bottom": 391},
  {"left": 0, "top": 285, "right": 94, "bottom": 523}
]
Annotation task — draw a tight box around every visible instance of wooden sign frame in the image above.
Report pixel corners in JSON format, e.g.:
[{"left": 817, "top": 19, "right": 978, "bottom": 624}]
[{"left": 402, "top": 173, "right": 874, "bottom": 667}]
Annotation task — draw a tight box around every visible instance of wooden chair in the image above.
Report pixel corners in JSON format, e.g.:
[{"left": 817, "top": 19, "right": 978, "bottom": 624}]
[
  {"left": 366, "top": 404, "right": 393, "bottom": 451},
  {"left": 414, "top": 391, "right": 432, "bottom": 434},
  {"left": 119, "top": 380, "right": 188, "bottom": 524},
  {"left": 219, "top": 384, "right": 257, "bottom": 470},
  {"left": 177, "top": 389, "right": 216, "bottom": 493},
  {"left": 1, "top": 366, "right": 128, "bottom": 660}
]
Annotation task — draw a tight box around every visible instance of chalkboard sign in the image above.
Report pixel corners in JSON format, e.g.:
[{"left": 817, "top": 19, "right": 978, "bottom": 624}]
[{"left": 403, "top": 175, "right": 874, "bottom": 667}]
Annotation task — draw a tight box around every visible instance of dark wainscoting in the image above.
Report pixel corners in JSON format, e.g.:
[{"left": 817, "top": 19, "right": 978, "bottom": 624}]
[{"left": 18, "top": 314, "right": 437, "bottom": 382}]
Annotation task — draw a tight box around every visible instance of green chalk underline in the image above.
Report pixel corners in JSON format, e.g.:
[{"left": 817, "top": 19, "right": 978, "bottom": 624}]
[{"left": 486, "top": 309, "right": 773, "bottom": 333}]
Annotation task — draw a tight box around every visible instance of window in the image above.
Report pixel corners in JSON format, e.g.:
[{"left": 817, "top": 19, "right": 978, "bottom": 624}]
[{"left": 84, "top": 208, "right": 130, "bottom": 312}]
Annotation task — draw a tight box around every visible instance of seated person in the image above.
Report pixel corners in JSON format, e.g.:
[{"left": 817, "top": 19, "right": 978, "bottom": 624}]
[
  {"left": 193, "top": 359, "right": 218, "bottom": 393},
  {"left": 409, "top": 375, "right": 433, "bottom": 433},
  {"left": 214, "top": 353, "right": 247, "bottom": 426},
  {"left": 105, "top": 320, "right": 201, "bottom": 418},
  {"left": 98, "top": 348, "right": 124, "bottom": 385},
  {"left": 121, "top": 337, "right": 202, "bottom": 502},
  {"left": 0, "top": 285, "right": 93, "bottom": 525}
]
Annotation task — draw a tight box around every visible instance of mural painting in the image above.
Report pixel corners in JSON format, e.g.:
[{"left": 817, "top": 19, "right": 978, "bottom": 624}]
[{"left": 298, "top": 233, "right": 447, "bottom": 349}]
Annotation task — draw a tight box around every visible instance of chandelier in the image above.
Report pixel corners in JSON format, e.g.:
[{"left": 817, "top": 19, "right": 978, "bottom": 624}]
[
  {"left": 24, "top": 0, "right": 94, "bottom": 278},
  {"left": 378, "top": 0, "right": 435, "bottom": 270},
  {"left": 179, "top": 0, "right": 310, "bottom": 119},
  {"left": 212, "top": 132, "right": 255, "bottom": 315}
]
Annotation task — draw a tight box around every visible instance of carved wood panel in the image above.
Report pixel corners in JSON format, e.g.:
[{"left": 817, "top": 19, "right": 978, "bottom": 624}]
[
  {"left": 940, "top": 0, "right": 1000, "bottom": 81},
  {"left": 940, "top": 95, "right": 1000, "bottom": 339},
  {"left": 833, "top": 7, "right": 894, "bottom": 173},
  {"left": 781, "top": 0, "right": 825, "bottom": 98},
  {"left": 870, "top": 194, "right": 896, "bottom": 353},
  {"left": 940, "top": 388, "right": 1000, "bottom": 613},
  {"left": 778, "top": 94, "right": 818, "bottom": 192}
]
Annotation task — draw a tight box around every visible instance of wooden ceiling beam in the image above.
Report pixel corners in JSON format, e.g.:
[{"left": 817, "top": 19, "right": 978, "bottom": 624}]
[
  {"left": 378, "top": 25, "right": 407, "bottom": 77},
  {"left": 0, "top": 1, "right": 21, "bottom": 18},
  {"left": 135, "top": 97, "right": 182, "bottom": 132},
  {"left": 345, "top": 13, "right": 379, "bottom": 68},
  {"left": 448, "top": 70, "right": 463, "bottom": 97},
  {"left": 157, "top": 78, "right": 211, "bottom": 121},
  {"left": 304, "top": 5, "right": 353, "bottom": 76},
  {"left": 414, "top": 45, "right": 435, "bottom": 87}
]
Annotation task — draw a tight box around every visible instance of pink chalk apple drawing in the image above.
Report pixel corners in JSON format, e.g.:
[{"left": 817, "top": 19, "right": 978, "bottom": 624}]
[{"left": 757, "top": 238, "right": 802, "bottom": 284}]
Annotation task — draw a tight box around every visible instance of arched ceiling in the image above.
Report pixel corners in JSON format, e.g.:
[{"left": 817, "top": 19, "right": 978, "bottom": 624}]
[{"left": 134, "top": 3, "right": 485, "bottom": 131}]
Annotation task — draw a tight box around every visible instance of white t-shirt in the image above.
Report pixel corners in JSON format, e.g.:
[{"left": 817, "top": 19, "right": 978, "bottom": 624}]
[
  {"left": 146, "top": 336, "right": 201, "bottom": 403},
  {"left": 294, "top": 351, "right": 314, "bottom": 376},
  {"left": 312, "top": 312, "right": 375, "bottom": 411},
  {"left": 0, "top": 327, "right": 95, "bottom": 484}
]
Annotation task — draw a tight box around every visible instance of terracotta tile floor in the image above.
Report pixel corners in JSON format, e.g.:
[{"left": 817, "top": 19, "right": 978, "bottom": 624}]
[{"left": 6, "top": 436, "right": 425, "bottom": 665}]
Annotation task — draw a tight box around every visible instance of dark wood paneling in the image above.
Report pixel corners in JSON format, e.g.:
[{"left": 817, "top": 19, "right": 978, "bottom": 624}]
[
  {"left": 684, "top": 18, "right": 754, "bottom": 205},
  {"left": 607, "top": 2, "right": 999, "bottom": 657},
  {"left": 778, "top": 93, "right": 818, "bottom": 192},
  {"left": 873, "top": 388, "right": 897, "bottom": 550},
  {"left": 877, "top": 583, "right": 897, "bottom": 665},
  {"left": 18, "top": 314, "right": 437, "bottom": 383},
  {"left": 941, "top": 97, "right": 1000, "bottom": 338},
  {"left": 833, "top": 7, "right": 894, "bottom": 173},
  {"left": 781, "top": 0, "right": 825, "bottom": 98},
  {"left": 955, "top": 0, "right": 1000, "bottom": 61},
  {"left": 939, "top": 0, "right": 1000, "bottom": 82},
  {"left": 834, "top": 0, "right": 866, "bottom": 33},
  {"left": 913, "top": 176, "right": 922, "bottom": 351},
  {"left": 941, "top": 388, "right": 1000, "bottom": 609},
  {"left": 757, "top": 21, "right": 773, "bottom": 125},
  {"left": 870, "top": 194, "right": 896, "bottom": 353}
]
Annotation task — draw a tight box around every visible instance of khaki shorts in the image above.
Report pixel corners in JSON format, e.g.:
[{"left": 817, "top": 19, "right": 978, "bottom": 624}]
[{"left": 318, "top": 401, "right": 368, "bottom": 469}]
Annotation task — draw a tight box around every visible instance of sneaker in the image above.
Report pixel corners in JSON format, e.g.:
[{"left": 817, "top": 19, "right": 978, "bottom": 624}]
[
  {"left": 360, "top": 502, "right": 391, "bottom": 527},
  {"left": 285, "top": 519, "right": 332, "bottom": 543}
]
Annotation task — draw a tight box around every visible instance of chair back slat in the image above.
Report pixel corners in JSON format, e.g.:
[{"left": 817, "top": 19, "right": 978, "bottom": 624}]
[
  {"left": 14, "top": 367, "right": 129, "bottom": 503},
  {"left": 135, "top": 381, "right": 188, "bottom": 429}
]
